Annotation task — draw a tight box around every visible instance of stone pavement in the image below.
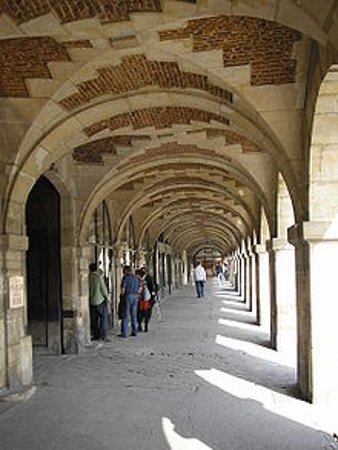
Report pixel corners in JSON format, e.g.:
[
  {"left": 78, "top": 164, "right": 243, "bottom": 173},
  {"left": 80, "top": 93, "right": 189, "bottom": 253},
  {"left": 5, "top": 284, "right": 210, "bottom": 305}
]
[{"left": 0, "top": 280, "right": 337, "bottom": 450}]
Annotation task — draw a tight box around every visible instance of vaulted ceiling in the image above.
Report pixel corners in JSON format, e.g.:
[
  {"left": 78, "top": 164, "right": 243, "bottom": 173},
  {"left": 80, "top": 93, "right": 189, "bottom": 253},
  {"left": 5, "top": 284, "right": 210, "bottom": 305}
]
[{"left": 1, "top": 0, "right": 337, "bottom": 255}]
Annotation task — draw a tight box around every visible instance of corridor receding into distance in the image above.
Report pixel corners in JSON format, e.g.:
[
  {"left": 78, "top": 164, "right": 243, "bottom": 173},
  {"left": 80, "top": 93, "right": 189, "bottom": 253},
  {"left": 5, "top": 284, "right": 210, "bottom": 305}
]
[
  {"left": 1, "top": 280, "right": 335, "bottom": 450},
  {"left": 1, "top": 1, "right": 338, "bottom": 448}
]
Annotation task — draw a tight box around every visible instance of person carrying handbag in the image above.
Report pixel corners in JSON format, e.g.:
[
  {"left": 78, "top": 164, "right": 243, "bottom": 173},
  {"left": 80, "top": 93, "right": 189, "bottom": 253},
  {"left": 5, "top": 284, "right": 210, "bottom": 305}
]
[{"left": 137, "top": 269, "right": 152, "bottom": 332}]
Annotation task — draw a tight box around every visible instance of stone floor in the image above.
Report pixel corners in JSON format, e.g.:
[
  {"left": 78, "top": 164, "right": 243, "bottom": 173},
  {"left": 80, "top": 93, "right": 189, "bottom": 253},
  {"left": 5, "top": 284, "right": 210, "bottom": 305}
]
[{"left": 1, "top": 280, "right": 337, "bottom": 450}]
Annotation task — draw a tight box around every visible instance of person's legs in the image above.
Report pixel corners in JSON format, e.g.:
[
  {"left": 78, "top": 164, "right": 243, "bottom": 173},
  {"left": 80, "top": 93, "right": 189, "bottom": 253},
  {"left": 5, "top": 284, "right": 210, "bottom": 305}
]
[
  {"left": 195, "top": 281, "right": 201, "bottom": 298},
  {"left": 200, "top": 281, "right": 205, "bottom": 298},
  {"left": 91, "top": 305, "right": 100, "bottom": 339},
  {"left": 130, "top": 295, "right": 138, "bottom": 336},
  {"left": 218, "top": 273, "right": 223, "bottom": 287},
  {"left": 144, "top": 309, "right": 150, "bottom": 332},
  {"left": 97, "top": 301, "right": 109, "bottom": 340},
  {"left": 122, "top": 296, "right": 130, "bottom": 337},
  {"left": 137, "top": 307, "right": 143, "bottom": 331}
]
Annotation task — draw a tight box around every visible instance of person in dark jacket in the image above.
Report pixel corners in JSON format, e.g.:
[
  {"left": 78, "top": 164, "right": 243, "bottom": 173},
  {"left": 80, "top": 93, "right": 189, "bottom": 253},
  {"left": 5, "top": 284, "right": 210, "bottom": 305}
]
[
  {"left": 136, "top": 269, "right": 151, "bottom": 332},
  {"left": 140, "top": 267, "right": 158, "bottom": 323},
  {"left": 89, "top": 262, "right": 110, "bottom": 342}
]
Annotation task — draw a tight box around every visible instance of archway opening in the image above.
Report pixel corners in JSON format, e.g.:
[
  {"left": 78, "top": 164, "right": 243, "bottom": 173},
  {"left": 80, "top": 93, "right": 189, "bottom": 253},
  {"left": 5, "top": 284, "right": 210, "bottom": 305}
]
[{"left": 26, "top": 176, "right": 63, "bottom": 354}]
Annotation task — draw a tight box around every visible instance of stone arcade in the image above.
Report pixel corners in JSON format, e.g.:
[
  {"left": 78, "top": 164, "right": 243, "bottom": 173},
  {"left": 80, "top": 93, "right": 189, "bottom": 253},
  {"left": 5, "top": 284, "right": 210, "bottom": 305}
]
[{"left": 0, "top": 0, "right": 338, "bottom": 413}]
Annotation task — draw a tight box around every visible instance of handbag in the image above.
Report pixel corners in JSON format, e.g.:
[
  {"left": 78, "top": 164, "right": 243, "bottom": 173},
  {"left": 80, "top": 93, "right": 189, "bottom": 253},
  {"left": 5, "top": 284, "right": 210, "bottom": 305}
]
[{"left": 142, "top": 284, "right": 151, "bottom": 301}]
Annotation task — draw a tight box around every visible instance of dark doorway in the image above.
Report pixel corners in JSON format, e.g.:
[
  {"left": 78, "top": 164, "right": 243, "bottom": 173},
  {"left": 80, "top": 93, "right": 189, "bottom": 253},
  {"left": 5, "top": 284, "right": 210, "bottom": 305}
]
[{"left": 26, "top": 176, "right": 63, "bottom": 354}]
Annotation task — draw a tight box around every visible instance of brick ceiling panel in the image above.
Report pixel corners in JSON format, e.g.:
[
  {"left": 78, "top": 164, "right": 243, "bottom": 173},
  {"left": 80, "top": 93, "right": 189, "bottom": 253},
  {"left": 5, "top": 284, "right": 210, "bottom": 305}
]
[
  {"left": 0, "top": 0, "right": 162, "bottom": 25},
  {"left": 159, "top": 16, "right": 302, "bottom": 86},
  {"left": 205, "top": 128, "right": 261, "bottom": 152},
  {"left": 0, "top": 37, "right": 70, "bottom": 97},
  {"left": 59, "top": 54, "right": 232, "bottom": 111},
  {"left": 73, "top": 137, "right": 119, "bottom": 164},
  {"left": 84, "top": 106, "right": 229, "bottom": 136}
]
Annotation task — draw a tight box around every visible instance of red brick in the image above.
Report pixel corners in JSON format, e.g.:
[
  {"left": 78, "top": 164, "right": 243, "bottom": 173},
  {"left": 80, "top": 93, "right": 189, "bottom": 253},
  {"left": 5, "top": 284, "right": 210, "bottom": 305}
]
[
  {"left": 159, "top": 16, "right": 301, "bottom": 86},
  {"left": 84, "top": 107, "right": 229, "bottom": 136},
  {"left": 206, "top": 128, "right": 261, "bottom": 152},
  {"left": 0, "top": 37, "right": 69, "bottom": 97},
  {"left": 59, "top": 54, "right": 232, "bottom": 110},
  {"left": 0, "top": 0, "right": 162, "bottom": 25}
]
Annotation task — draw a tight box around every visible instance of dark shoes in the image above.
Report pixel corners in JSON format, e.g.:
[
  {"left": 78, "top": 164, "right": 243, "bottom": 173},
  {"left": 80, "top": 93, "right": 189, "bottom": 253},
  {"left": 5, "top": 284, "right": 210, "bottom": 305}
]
[
  {"left": 131, "top": 332, "right": 137, "bottom": 337},
  {"left": 117, "top": 333, "right": 127, "bottom": 338}
]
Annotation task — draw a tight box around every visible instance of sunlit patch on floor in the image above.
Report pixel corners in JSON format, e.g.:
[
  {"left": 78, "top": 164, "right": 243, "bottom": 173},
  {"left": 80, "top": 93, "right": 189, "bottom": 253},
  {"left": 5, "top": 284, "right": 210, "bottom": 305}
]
[
  {"left": 162, "top": 417, "right": 213, "bottom": 450},
  {"left": 218, "top": 318, "right": 260, "bottom": 331},
  {"left": 220, "top": 307, "right": 253, "bottom": 316},
  {"left": 194, "top": 368, "right": 334, "bottom": 434},
  {"left": 215, "top": 333, "right": 293, "bottom": 367}
]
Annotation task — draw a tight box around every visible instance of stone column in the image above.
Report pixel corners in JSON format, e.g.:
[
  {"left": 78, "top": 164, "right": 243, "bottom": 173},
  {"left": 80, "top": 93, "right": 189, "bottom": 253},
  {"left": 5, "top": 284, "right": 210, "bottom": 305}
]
[
  {"left": 135, "top": 248, "right": 145, "bottom": 268},
  {"left": 232, "top": 251, "right": 240, "bottom": 292},
  {"left": 254, "top": 244, "right": 270, "bottom": 330},
  {"left": 239, "top": 246, "right": 248, "bottom": 302},
  {"left": 182, "top": 250, "right": 188, "bottom": 285},
  {"left": 72, "top": 245, "right": 92, "bottom": 352},
  {"left": 266, "top": 238, "right": 297, "bottom": 358},
  {"left": 289, "top": 222, "right": 338, "bottom": 405},
  {"left": 246, "top": 245, "right": 254, "bottom": 312},
  {"left": 0, "top": 233, "right": 32, "bottom": 391},
  {"left": 251, "top": 250, "right": 257, "bottom": 316}
]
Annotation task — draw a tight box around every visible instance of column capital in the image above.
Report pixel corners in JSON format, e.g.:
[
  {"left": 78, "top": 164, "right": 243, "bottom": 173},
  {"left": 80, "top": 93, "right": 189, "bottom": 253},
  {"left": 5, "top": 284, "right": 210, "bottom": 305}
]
[
  {"left": 288, "top": 221, "right": 338, "bottom": 245},
  {"left": 157, "top": 242, "right": 165, "bottom": 253},
  {"left": 266, "top": 238, "right": 293, "bottom": 252},
  {"left": 0, "top": 233, "right": 28, "bottom": 251},
  {"left": 240, "top": 249, "right": 248, "bottom": 259},
  {"left": 253, "top": 243, "right": 267, "bottom": 254}
]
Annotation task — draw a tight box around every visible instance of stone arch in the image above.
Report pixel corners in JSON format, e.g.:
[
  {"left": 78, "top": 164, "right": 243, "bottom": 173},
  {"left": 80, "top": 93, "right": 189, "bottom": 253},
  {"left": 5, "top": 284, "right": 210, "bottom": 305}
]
[
  {"left": 310, "top": 64, "right": 338, "bottom": 223},
  {"left": 122, "top": 187, "right": 254, "bottom": 251},
  {"left": 273, "top": 174, "right": 297, "bottom": 360},
  {"left": 4, "top": 42, "right": 307, "bottom": 235},
  {"left": 78, "top": 149, "right": 273, "bottom": 245},
  {"left": 296, "top": 63, "right": 338, "bottom": 406}
]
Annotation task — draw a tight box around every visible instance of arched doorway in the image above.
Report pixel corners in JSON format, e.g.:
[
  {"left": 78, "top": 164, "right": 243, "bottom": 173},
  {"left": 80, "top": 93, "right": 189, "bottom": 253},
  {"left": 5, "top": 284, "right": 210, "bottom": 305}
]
[{"left": 26, "top": 176, "right": 63, "bottom": 354}]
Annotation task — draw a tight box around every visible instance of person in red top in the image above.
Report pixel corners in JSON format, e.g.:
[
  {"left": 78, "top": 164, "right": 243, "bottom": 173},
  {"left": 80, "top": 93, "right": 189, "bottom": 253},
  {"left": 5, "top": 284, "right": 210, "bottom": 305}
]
[{"left": 136, "top": 269, "right": 151, "bottom": 332}]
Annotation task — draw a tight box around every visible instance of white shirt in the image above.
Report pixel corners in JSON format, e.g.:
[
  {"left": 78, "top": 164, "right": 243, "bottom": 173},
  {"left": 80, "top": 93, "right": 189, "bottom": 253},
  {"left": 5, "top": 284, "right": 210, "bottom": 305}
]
[{"left": 194, "top": 264, "right": 206, "bottom": 282}]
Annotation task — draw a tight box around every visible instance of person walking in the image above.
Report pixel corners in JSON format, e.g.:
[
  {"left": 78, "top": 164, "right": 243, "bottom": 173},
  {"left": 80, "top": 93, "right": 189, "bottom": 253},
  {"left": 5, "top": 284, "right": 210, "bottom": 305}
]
[
  {"left": 88, "top": 262, "right": 110, "bottom": 342},
  {"left": 136, "top": 269, "right": 151, "bottom": 332},
  {"left": 223, "top": 261, "right": 229, "bottom": 281},
  {"left": 215, "top": 261, "right": 224, "bottom": 287},
  {"left": 140, "top": 266, "right": 157, "bottom": 317},
  {"left": 194, "top": 261, "right": 206, "bottom": 299},
  {"left": 120, "top": 265, "right": 139, "bottom": 338}
]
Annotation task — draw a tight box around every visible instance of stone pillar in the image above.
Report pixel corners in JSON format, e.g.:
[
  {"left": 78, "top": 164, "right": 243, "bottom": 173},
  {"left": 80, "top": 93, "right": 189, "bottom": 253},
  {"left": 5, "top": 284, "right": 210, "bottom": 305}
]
[
  {"left": 246, "top": 245, "right": 254, "bottom": 312},
  {"left": 182, "top": 250, "right": 188, "bottom": 285},
  {"left": 239, "top": 247, "right": 248, "bottom": 302},
  {"left": 289, "top": 222, "right": 338, "bottom": 405},
  {"left": 0, "top": 233, "right": 32, "bottom": 391},
  {"left": 113, "top": 245, "right": 124, "bottom": 328},
  {"left": 135, "top": 248, "right": 145, "bottom": 268},
  {"left": 266, "top": 238, "right": 297, "bottom": 358},
  {"left": 232, "top": 251, "right": 240, "bottom": 291},
  {"left": 73, "top": 245, "right": 92, "bottom": 352},
  {"left": 254, "top": 244, "right": 270, "bottom": 330}
]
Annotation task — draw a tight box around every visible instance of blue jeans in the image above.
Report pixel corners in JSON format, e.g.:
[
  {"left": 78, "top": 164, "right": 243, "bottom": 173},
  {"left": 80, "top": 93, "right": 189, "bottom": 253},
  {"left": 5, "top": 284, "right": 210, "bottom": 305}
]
[
  {"left": 122, "top": 294, "right": 138, "bottom": 337},
  {"left": 195, "top": 281, "right": 205, "bottom": 298}
]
